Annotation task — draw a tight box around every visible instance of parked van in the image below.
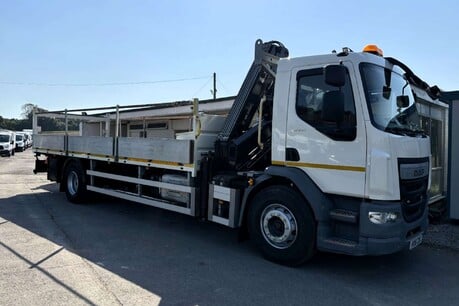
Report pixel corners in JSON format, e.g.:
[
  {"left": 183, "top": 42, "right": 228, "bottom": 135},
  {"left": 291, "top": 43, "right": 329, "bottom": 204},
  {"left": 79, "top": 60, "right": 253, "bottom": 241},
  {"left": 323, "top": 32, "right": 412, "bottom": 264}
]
[
  {"left": 15, "top": 133, "right": 25, "bottom": 152},
  {"left": 22, "top": 129, "right": 33, "bottom": 148},
  {"left": 0, "top": 130, "right": 16, "bottom": 157}
]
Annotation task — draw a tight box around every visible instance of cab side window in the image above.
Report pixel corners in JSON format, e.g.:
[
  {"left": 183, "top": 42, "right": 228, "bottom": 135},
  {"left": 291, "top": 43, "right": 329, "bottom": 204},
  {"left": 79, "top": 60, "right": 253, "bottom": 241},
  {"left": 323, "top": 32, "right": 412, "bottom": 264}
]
[{"left": 296, "top": 68, "right": 357, "bottom": 141}]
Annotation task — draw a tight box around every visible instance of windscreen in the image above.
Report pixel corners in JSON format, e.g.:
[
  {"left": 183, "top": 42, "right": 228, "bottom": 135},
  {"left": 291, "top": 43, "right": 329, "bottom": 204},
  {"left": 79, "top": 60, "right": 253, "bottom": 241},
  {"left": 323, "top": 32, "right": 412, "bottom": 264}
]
[{"left": 360, "top": 63, "right": 423, "bottom": 137}]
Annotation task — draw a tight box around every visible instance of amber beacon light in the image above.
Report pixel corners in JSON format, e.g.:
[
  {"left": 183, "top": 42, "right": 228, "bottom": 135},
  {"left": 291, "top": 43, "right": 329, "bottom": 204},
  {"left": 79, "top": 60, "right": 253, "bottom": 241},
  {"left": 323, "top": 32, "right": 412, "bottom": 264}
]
[{"left": 363, "top": 44, "right": 383, "bottom": 56}]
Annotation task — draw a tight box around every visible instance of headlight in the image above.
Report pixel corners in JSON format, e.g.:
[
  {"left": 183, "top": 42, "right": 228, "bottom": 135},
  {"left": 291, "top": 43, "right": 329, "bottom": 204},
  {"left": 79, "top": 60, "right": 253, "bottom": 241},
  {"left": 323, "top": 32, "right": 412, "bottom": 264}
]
[{"left": 368, "top": 211, "right": 398, "bottom": 224}]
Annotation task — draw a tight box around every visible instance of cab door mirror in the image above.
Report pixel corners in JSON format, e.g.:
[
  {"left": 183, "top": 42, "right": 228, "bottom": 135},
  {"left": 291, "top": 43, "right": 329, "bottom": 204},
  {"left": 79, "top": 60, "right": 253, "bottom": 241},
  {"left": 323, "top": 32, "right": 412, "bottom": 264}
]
[
  {"left": 396, "top": 95, "right": 410, "bottom": 108},
  {"left": 324, "top": 65, "right": 346, "bottom": 87}
]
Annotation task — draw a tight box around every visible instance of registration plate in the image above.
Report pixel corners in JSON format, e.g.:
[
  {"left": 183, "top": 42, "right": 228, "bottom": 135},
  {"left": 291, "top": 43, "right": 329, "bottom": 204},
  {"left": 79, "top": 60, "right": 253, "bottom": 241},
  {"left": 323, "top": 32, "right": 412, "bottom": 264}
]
[{"left": 409, "top": 233, "right": 423, "bottom": 250}]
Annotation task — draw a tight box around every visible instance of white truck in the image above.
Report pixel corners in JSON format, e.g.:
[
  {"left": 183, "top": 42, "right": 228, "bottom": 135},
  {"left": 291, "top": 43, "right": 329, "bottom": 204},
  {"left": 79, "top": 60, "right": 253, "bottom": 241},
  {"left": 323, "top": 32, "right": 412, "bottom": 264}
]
[
  {"left": 33, "top": 40, "right": 431, "bottom": 265},
  {"left": 0, "top": 130, "right": 16, "bottom": 157}
]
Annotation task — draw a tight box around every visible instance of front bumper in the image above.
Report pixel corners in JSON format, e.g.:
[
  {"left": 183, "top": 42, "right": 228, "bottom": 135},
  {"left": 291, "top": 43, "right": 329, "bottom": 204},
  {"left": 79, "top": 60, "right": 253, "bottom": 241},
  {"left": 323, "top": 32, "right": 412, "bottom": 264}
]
[
  {"left": 317, "top": 199, "right": 428, "bottom": 256},
  {"left": 0, "top": 149, "right": 11, "bottom": 156},
  {"left": 359, "top": 200, "right": 428, "bottom": 255}
]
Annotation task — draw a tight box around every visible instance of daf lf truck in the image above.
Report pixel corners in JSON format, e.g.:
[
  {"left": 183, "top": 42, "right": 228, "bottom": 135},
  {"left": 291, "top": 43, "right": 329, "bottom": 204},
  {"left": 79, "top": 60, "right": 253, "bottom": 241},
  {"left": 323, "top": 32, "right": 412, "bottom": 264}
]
[{"left": 33, "top": 40, "right": 430, "bottom": 265}]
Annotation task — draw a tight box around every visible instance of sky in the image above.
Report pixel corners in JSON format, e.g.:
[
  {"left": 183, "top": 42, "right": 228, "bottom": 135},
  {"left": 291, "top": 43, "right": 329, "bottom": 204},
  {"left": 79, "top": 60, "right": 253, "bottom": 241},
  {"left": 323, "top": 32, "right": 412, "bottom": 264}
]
[{"left": 1, "top": 0, "right": 458, "bottom": 119}]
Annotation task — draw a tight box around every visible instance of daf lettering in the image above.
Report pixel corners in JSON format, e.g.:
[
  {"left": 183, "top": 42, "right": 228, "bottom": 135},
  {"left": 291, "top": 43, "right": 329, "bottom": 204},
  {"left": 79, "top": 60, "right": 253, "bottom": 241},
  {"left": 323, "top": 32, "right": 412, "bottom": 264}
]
[{"left": 413, "top": 168, "right": 425, "bottom": 177}]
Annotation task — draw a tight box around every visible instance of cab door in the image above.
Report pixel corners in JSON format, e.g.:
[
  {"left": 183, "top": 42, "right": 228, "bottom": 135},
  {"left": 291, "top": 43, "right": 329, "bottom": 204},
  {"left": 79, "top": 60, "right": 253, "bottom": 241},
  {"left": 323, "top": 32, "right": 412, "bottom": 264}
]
[{"left": 284, "top": 63, "right": 367, "bottom": 198}]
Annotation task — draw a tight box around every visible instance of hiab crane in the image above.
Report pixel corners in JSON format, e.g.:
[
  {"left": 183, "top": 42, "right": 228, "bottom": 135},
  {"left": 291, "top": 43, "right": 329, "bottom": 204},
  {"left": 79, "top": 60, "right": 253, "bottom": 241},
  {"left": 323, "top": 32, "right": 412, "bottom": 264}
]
[{"left": 33, "top": 39, "right": 430, "bottom": 265}]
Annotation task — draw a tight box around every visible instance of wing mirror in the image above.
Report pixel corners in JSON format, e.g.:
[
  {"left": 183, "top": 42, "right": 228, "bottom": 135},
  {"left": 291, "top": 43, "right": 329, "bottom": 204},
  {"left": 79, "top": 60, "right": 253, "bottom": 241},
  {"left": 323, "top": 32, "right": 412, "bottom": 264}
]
[
  {"left": 324, "top": 65, "right": 346, "bottom": 87},
  {"left": 396, "top": 95, "right": 410, "bottom": 108},
  {"left": 382, "top": 86, "right": 392, "bottom": 99}
]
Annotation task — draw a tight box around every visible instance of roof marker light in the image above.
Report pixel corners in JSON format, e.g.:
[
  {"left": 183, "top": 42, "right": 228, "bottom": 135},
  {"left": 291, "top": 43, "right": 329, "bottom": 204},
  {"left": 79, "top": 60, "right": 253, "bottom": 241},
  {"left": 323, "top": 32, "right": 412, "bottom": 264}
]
[{"left": 363, "top": 44, "right": 383, "bottom": 56}]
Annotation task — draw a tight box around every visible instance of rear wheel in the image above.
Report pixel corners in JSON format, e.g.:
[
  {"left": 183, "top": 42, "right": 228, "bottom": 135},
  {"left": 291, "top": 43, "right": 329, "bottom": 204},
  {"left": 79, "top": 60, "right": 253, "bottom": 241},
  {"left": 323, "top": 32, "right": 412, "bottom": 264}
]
[
  {"left": 248, "top": 185, "right": 316, "bottom": 266},
  {"left": 64, "top": 161, "right": 87, "bottom": 203}
]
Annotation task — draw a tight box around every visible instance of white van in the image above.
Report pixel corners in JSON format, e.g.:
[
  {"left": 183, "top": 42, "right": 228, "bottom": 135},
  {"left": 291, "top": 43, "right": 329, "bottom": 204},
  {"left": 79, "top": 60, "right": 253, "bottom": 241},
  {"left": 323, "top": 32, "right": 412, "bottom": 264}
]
[
  {"left": 0, "top": 130, "right": 15, "bottom": 157},
  {"left": 22, "top": 129, "right": 33, "bottom": 148},
  {"left": 15, "top": 132, "right": 25, "bottom": 152}
]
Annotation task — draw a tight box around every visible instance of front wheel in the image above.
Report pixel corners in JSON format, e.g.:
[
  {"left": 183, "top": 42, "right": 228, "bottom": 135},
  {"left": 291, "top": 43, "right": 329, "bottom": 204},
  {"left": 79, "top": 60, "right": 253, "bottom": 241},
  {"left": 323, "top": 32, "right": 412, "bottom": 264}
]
[
  {"left": 248, "top": 185, "right": 316, "bottom": 266},
  {"left": 63, "top": 161, "right": 87, "bottom": 203}
]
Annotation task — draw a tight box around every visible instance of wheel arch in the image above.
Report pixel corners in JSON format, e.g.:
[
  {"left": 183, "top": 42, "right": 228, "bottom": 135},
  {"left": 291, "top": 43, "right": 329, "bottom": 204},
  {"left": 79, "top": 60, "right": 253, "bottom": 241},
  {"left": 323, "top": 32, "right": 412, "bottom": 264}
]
[{"left": 239, "top": 166, "right": 333, "bottom": 228}]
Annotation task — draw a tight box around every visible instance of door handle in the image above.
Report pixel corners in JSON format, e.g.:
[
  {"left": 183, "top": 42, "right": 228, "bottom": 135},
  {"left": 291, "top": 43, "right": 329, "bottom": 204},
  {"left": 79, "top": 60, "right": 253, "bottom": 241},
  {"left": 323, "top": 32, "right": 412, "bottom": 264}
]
[{"left": 286, "top": 147, "right": 300, "bottom": 161}]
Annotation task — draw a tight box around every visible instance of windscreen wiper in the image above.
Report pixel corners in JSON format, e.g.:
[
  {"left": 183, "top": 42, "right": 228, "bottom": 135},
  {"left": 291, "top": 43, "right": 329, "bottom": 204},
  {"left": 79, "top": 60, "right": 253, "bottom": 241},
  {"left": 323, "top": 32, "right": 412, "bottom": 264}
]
[{"left": 385, "top": 126, "right": 426, "bottom": 137}]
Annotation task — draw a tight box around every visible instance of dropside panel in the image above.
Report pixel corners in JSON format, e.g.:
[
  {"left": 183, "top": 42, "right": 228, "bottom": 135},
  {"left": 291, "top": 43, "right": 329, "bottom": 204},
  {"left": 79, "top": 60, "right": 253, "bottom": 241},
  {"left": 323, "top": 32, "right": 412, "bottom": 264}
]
[
  {"left": 118, "top": 137, "right": 193, "bottom": 165},
  {"left": 34, "top": 134, "right": 65, "bottom": 153},
  {"left": 68, "top": 136, "right": 113, "bottom": 156}
]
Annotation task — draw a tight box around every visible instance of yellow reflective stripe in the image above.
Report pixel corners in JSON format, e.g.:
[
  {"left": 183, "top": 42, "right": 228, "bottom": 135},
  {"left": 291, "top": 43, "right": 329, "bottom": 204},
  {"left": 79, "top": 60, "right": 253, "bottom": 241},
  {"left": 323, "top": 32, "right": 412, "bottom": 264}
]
[
  {"left": 34, "top": 148, "right": 64, "bottom": 154},
  {"left": 67, "top": 151, "right": 113, "bottom": 160},
  {"left": 69, "top": 151, "right": 111, "bottom": 157},
  {"left": 272, "top": 160, "right": 285, "bottom": 166},
  {"left": 272, "top": 160, "right": 366, "bottom": 172},
  {"left": 119, "top": 156, "right": 193, "bottom": 168}
]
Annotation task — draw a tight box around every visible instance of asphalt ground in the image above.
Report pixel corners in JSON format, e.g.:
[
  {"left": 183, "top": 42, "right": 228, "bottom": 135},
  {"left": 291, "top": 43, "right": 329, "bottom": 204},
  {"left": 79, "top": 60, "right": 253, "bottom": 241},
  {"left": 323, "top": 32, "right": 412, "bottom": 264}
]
[{"left": 1, "top": 150, "right": 459, "bottom": 306}]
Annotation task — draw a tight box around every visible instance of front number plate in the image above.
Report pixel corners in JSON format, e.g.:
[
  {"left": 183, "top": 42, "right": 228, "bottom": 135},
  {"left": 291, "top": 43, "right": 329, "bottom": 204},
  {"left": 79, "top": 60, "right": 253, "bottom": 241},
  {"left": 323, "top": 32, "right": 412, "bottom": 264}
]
[{"left": 409, "top": 233, "right": 423, "bottom": 250}]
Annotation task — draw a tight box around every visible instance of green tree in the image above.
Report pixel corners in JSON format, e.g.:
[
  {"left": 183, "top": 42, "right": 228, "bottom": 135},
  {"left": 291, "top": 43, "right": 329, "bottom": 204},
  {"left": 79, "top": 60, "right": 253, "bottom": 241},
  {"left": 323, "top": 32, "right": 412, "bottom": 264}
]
[{"left": 0, "top": 104, "right": 79, "bottom": 132}]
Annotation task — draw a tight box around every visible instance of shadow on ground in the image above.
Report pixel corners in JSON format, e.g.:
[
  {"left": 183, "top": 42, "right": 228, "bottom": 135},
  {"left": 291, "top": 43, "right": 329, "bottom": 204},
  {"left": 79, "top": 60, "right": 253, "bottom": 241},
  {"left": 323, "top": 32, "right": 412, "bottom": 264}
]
[{"left": 1, "top": 182, "right": 458, "bottom": 306}]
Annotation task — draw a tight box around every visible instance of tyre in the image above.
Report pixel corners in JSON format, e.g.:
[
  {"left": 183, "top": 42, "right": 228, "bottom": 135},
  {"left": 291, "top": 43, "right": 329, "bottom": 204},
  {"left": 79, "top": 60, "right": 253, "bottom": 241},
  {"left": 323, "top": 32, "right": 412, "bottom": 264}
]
[
  {"left": 248, "top": 185, "right": 316, "bottom": 266},
  {"left": 63, "top": 161, "right": 87, "bottom": 203}
]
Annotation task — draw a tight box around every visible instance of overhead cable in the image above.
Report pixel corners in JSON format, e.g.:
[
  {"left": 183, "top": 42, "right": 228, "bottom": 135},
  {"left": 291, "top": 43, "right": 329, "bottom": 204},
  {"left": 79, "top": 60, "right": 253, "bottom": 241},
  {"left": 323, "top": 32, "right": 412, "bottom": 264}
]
[{"left": 0, "top": 75, "right": 211, "bottom": 87}]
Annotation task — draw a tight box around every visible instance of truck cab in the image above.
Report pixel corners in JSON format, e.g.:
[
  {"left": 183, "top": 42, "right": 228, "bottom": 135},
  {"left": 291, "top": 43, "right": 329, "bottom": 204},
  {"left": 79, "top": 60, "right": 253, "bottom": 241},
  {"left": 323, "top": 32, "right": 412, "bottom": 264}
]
[{"left": 253, "top": 46, "right": 429, "bottom": 259}]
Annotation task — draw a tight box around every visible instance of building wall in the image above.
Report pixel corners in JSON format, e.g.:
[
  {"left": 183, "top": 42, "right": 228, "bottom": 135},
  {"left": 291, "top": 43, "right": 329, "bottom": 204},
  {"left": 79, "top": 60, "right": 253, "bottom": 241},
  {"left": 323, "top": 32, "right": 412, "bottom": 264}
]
[
  {"left": 449, "top": 99, "right": 459, "bottom": 218},
  {"left": 442, "top": 91, "right": 459, "bottom": 220}
]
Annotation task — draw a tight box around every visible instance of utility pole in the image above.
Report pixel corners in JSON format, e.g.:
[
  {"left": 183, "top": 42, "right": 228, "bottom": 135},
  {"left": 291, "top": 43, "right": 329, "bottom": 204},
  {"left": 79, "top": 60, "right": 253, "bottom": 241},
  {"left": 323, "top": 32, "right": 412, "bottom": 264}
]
[{"left": 213, "top": 72, "right": 217, "bottom": 100}]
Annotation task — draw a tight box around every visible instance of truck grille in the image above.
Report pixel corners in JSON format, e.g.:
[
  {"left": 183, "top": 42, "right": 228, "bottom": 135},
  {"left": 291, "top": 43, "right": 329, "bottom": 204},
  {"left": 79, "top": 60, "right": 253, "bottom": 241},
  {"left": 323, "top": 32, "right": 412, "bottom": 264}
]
[{"left": 398, "top": 158, "right": 429, "bottom": 223}]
